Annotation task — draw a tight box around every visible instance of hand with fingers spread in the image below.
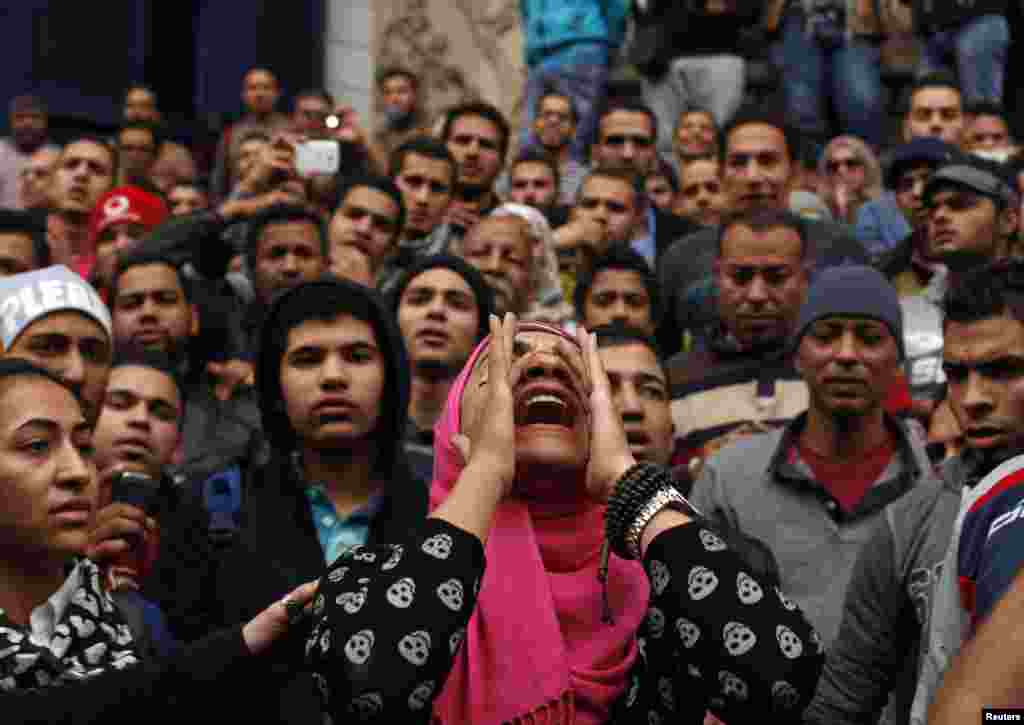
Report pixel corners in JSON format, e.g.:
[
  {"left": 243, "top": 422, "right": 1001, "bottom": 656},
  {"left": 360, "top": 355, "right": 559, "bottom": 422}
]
[
  {"left": 578, "top": 327, "right": 637, "bottom": 501},
  {"left": 453, "top": 313, "right": 518, "bottom": 498},
  {"left": 432, "top": 313, "right": 519, "bottom": 543}
]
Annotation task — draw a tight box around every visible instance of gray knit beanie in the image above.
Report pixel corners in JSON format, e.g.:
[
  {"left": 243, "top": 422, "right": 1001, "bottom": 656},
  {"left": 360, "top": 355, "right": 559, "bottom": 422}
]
[{"left": 792, "top": 265, "right": 904, "bottom": 359}]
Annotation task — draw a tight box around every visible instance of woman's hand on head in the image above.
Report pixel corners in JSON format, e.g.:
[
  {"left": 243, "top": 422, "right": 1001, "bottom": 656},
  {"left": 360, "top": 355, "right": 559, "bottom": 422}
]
[
  {"left": 578, "top": 326, "right": 636, "bottom": 501},
  {"left": 453, "top": 313, "right": 519, "bottom": 499}
]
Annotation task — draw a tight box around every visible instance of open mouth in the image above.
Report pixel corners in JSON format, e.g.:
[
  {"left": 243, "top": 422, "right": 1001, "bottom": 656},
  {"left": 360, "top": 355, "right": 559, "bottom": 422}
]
[
  {"left": 967, "top": 426, "right": 1003, "bottom": 442},
  {"left": 514, "top": 387, "right": 578, "bottom": 429}
]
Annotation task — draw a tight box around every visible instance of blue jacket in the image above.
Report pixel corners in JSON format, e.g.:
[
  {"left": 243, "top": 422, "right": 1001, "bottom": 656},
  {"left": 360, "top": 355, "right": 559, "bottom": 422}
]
[
  {"left": 520, "top": 0, "right": 630, "bottom": 66},
  {"left": 855, "top": 193, "right": 912, "bottom": 258}
]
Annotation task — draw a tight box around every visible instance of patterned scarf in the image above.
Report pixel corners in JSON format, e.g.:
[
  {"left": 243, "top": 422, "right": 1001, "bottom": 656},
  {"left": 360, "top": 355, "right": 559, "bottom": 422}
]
[{"left": 0, "top": 559, "right": 139, "bottom": 692}]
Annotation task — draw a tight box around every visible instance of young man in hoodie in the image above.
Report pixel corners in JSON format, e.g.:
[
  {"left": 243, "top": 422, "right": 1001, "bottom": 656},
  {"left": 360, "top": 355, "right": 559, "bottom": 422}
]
[{"left": 198, "top": 276, "right": 427, "bottom": 723}]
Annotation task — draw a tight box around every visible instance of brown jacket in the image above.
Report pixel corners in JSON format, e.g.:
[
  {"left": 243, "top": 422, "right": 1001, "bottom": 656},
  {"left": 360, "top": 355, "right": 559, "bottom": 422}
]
[{"left": 763, "top": 0, "right": 912, "bottom": 37}]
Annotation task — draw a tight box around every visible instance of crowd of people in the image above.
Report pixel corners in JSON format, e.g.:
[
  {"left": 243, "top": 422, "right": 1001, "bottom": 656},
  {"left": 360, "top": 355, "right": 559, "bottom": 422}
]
[{"left": 0, "top": 1, "right": 1023, "bottom": 723}]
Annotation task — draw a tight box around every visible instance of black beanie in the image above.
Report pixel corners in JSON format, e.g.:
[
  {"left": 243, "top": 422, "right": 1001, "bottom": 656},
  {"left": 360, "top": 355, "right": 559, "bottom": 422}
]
[
  {"left": 388, "top": 254, "right": 496, "bottom": 343},
  {"left": 792, "top": 265, "right": 905, "bottom": 359}
]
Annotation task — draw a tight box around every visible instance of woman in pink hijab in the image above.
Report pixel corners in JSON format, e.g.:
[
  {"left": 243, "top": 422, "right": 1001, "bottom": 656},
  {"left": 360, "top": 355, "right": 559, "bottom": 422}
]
[
  {"left": 309, "top": 314, "right": 823, "bottom": 723},
  {"left": 429, "top": 316, "right": 823, "bottom": 724}
]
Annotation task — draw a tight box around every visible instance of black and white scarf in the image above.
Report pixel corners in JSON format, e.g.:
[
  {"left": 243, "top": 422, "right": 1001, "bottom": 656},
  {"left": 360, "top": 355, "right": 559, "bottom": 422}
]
[{"left": 0, "top": 559, "right": 139, "bottom": 691}]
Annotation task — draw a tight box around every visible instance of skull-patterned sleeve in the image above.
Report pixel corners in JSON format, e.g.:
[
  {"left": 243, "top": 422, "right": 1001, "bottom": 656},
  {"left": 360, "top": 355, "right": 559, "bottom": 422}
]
[
  {"left": 305, "top": 518, "right": 485, "bottom": 723},
  {"left": 636, "top": 522, "right": 824, "bottom": 724}
]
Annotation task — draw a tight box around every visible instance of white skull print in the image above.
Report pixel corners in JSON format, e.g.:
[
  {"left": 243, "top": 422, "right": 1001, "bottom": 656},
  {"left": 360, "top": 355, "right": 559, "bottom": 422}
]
[
  {"left": 328, "top": 566, "right": 349, "bottom": 583},
  {"left": 772, "top": 680, "right": 800, "bottom": 709},
  {"left": 49, "top": 633, "right": 71, "bottom": 659},
  {"left": 382, "top": 545, "right": 404, "bottom": 571},
  {"left": 344, "top": 630, "right": 375, "bottom": 665},
  {"left": 72, "top": 589, "right": 100, "bottom": 617},
  {"left": 348, "top": 692, "right": 383, "bottom": 717},
  {"left": 699, "top": 528, "right": 727, "bottom": 552},
  {"left": 319, "top": 628, "right": 332, "bottom": 655},
  {"left": 12, "top": 653, "right": 38, "bottom": 674},
  {"left": 687, "top": 566, "right": 719, "bottom": 600},
  {"left": 736, "top": 572, "right": 763, "bottom": 605},
  {"left": 646, "top": 606, "right": 666, "bottom": 639},
  {"left": 386, "top": 578, "right": 416, "bottom": 608},
  {"left": 350, "top": 547, "right": 376, "bottom": 564},
  {"left": 408, "top": 680, "right": 436, "bottom": 711},
  {"left": 723, "top": 621, "right": 757, "bottom": 657},
  {"left": 398, "top": 631, "right": 432, "bottom": 666},
  {"left": 68, "top": 615, "right": 96, "bottom": 639},
  {"left": 337, "top": 587, "right": 369, "bottom": 615},
  {"left": 719, "top": 670, "right": 749, "bottom": 701},
  {"left": 647, "top": 559, "right": 670, "bottom": 595},
  {"left": 0, "top": 626, "right": 24, "bottom": 644},
  {"left": 675, "top": 617, "right": 700, "bottom": 649},
  {"left": 437, "top": 578, "right": 464, "bottom": 611},
  {"left": 115, "top": 624, "right": 133, "bottom": 646},
  {"left": 421, "top": 533, "right": 454, "bottom": 560},
  {"left": 84, "top": 642, "right": 107, "bottom": 665},
  {"left": 776, "top": 625, "right": 803, "bottom": 659}
]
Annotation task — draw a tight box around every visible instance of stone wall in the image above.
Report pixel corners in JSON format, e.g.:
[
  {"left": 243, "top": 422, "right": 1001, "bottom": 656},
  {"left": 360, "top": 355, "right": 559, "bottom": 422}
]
[{"left": 371, "top": 0, "right": 526, "bottom": 134}]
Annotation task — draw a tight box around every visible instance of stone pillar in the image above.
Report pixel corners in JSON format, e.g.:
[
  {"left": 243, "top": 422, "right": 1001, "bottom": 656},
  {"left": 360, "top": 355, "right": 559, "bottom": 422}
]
[{"left": 324, "top": 0, "right": 374, "bottom": 122}]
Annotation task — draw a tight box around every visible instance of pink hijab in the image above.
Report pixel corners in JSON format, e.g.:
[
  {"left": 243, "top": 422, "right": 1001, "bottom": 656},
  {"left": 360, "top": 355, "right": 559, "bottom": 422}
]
[{"left": 430, "top": 322, "right": 650, "bottom": 725}]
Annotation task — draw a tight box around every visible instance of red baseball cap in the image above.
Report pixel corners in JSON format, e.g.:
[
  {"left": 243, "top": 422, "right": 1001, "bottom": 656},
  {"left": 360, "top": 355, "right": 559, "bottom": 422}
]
[{"left": 88, "top": 185, "right": 168, "bottom": 242}]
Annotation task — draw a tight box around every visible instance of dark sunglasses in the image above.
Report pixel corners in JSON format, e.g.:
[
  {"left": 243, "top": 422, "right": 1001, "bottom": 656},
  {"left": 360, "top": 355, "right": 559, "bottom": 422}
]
[{"left": 826, "top": 158, "right": 864, "bottom": 174}]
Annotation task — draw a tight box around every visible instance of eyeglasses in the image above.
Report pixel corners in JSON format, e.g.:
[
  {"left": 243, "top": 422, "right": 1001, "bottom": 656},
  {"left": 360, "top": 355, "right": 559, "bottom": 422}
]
[{"left": 826, "top": 158, "right": 864, "bottom": 174}]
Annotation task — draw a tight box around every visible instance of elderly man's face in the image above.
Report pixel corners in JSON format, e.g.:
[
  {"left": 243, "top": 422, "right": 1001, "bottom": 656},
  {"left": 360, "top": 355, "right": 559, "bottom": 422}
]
[{"left": 460, "top": 216, "right": 532, "bottom": 316}]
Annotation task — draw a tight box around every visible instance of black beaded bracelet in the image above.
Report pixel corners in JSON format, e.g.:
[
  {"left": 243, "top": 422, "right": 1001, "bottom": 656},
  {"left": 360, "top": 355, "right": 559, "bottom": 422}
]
[{"left": 605, "top": 463, "right": 679, "bottom": 559}]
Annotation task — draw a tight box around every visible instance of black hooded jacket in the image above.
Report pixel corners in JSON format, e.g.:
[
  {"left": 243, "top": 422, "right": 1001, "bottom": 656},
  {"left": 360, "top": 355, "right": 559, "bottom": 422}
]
[{"left": 201, "top": 277, "right": 428, "bottom": 723}]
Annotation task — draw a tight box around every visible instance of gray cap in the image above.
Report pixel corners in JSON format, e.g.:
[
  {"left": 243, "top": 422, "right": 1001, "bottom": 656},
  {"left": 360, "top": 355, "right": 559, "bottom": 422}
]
[
  {"left": 923, "top": 162, "right": 1015, "bottom": 208},
  {"left": 0, "top": 265, "right": 111, "bottom": 351},
  {"left": 792, "top": 265, "right": 904, "bottom": 359}
]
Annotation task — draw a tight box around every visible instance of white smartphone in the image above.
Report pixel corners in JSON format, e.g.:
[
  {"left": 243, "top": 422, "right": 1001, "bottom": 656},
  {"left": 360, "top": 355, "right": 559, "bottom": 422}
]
[{"left": 295, "top": 139, "right": 340, "bottom": 177}]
